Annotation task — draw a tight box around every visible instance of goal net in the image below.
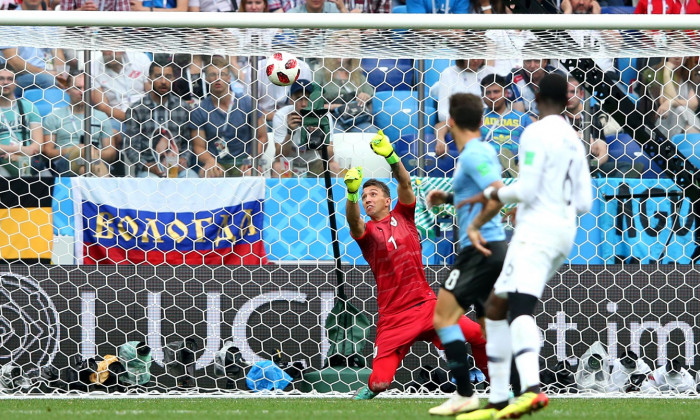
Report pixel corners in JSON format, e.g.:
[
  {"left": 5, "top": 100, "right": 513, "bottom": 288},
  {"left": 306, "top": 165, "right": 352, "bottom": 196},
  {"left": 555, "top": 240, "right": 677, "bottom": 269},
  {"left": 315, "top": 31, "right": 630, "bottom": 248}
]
[{"left": 0, "top": 11, "right": 698, "bottom": 395}]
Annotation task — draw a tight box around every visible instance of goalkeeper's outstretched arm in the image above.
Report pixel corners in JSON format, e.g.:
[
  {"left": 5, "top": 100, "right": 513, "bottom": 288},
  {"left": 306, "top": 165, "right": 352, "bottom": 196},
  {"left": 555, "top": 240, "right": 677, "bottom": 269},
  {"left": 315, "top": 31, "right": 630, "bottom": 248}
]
[
  {"left": 344, "top": 167, "right": 365, "bottom": 238},
  {"left": 370, "top": 130, "right": 414, "bottom": 205}
]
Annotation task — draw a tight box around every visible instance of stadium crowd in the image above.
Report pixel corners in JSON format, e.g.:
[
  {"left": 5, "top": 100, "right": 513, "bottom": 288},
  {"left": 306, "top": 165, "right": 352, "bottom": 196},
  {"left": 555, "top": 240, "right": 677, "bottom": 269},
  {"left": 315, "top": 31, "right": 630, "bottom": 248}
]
[{"left": 1, "top": 0, "right": 699, "bottom": 179}]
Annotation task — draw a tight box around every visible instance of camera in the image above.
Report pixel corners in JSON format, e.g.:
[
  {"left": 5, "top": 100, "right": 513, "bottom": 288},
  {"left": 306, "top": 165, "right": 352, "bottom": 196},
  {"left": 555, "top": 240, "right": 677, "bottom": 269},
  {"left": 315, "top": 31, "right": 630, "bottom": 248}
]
[
  {"left": 305, "top": 126, "right": 327, "bottom": 150},
  {"left": 299, "top": 107, "right": 331, "bottom": 150},
  {"left": 503, "top": 0, "right": 558, "bottom": 13},
  {"left": 299, "top": 107, "right": 329, "bottom": 118}
]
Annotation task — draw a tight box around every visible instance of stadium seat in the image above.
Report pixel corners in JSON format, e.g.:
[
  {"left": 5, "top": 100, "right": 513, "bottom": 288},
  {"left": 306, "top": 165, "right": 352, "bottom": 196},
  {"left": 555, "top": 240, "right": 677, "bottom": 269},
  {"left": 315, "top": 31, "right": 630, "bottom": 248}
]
[
  {"left": 601, "top": 5, "right": 635, "bottom": 13},
  {"left": 392, "top": 5, "right": 407, "bottom": 13},
  {"left": 605, "top": 133, "right": 664, "bottom": 178},
  {"left": 361, "top": 58, "right": 414, "bottom": 92},
  {"left": 414, "top": 58, "right": 453, "bottom": 100},
  {"left": 22, "top": 88, "right": 69, "bottom": 117},
  {"left": 616, "top": 58, "right": 638, "bottom": 87},
  {"left": 331, "top": 132, "right": 391, "bottom": 178},
  {"left": 395, "top": 133, "right": 458, "bottom": 177},
  {"left": 372, "top": 90, "right": 437, "bottom": 142},
  {"left": 670, "top": 133, "right": 700, "bottom": 169}
]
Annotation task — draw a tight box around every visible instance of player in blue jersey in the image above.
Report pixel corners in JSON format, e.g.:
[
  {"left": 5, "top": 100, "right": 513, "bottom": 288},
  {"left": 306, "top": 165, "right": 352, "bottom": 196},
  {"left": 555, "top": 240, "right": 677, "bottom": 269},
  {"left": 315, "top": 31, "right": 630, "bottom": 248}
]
[
  {"left": 480, "top": 73, "right": 533, "bottom": 178},
  {"left": 426, "top": 93, "right": 510, "bottom": 416}
]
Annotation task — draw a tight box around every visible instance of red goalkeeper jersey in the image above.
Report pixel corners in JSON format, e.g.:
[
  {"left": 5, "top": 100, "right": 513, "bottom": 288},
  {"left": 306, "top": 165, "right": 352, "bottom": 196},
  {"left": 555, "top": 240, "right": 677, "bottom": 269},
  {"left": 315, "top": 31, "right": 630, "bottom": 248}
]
[{"left": 354, "top": 200, "right": 436, "bottom": 315}]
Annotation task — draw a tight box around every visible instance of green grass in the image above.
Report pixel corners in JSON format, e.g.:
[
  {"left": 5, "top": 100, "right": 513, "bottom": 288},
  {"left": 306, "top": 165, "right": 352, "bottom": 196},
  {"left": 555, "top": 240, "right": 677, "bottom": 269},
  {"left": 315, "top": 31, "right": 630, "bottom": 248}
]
[{"left": 2, "top": 397, "right": 700, "bottom": 420}]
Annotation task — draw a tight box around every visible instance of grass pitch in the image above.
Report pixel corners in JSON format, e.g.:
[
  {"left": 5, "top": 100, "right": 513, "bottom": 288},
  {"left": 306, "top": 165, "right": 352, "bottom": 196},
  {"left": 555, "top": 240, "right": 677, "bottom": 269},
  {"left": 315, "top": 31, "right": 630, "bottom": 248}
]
[{"left": 2, "top": 397, "right": 700, "bottom": 420}]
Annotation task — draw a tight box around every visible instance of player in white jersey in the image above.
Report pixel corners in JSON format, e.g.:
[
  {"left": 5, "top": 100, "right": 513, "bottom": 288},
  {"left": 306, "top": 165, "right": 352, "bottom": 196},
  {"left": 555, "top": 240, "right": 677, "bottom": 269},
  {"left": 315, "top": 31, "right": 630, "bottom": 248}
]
[{"left": 456, "top": 74, "right": 592, "bottom": 420}]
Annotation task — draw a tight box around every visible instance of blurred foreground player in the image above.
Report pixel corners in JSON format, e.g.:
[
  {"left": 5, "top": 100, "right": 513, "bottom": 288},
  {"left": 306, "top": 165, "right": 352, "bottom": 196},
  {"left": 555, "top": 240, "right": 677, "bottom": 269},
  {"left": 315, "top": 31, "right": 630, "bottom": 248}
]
[
  {"left": 457, "top": 74, "right": 592, "bottom": 419},
  {"left": 426, "top": 93, "right": 509, "bottom": 416}
]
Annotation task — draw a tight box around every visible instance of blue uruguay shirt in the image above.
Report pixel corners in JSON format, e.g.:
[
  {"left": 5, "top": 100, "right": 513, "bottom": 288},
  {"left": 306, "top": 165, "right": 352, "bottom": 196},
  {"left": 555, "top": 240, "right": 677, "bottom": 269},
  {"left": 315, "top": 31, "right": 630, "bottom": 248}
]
[
  {"left": 141, "top": 0, "right": 178, "bottom": 8},
  {"left": 454, "top": 137, "right": 506, "bottom": 247},
  {"left": 480, "top": 108, "right": 533, "bottom": 163},
  {"left": 189, "top": 94, "right": 253, "bottom": 164},
  {"left": 407, "top": 0, "right": 470, "bottom": 13}
]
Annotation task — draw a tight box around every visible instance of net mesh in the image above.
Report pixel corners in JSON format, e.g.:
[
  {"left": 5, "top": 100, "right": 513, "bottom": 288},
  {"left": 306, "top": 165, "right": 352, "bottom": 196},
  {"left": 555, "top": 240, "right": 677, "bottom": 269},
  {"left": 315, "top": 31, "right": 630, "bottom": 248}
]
[
  {"left": 0, "top": 16, "right": 697, "bottom": 395},
  {"left": 5, "top": 26, "right": 700, "bottom": 59}
]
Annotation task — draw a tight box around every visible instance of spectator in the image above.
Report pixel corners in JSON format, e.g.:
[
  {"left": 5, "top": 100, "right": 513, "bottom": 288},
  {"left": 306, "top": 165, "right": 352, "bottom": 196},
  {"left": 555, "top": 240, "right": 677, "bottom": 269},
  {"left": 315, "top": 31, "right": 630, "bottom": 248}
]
[
  {"left": 130, "top": 0, "right": 188, "bottom": 11},
  {"left": 339, "top": 0, "right": 390, "bottom": 12},
  {"left": 407, "top": 0, "right": 469, "bottom": 13},
  {"left": 480, "top": 73, "right": 533, "bottom": 178},
  {"left": 272, "top": 79, "right": 339, "bottom": 177},
  {"left": 315, "top": 57, "right": 376, "bottom": 133},
  {"left": 656, "top": 56, "right": 700, "bottom": 138},
  {"left": 164, "top": 53, "right": 214, "bottom": 103},
  {"left": 61, "top": 0, "right": 130, "bottom": 10},
  {"left": 190, "top": 56, "right": 268, "bottom": 177},
  {"left": 634, "top": 0, "right": 680, "bottom": 14},
  {"left": 147, "top": 127, "right": 195, "bottom": 178},
  {"left": 510, "top": 57, "right": 561, "bottom": 118},
  {"left": 1, "top": 0, "right": 20, "bottom": 9},
  {"left": 561, "top": 0, "right": 600, "bottom": 13},
  {"left": 124, "top": 62, "right": 196, "bottom": 177},
  {"left": 239, "top": 0, "right": 265, "bottom": 10},
  {"left": 470, "top": 0, "right": 509, "bottom": 13},
  {"left": 0, "top": 0, "right": 67, "bottom": 94},
  {"left": 689, "top": 56, "right": 700, "bottom": 93},
  {"left": 267, "top": 0, "right": 300, "bottom": 11},
  {"left": 189, "top": 0, "right": 236, "bottom": 11},
  {"left": 636, "top": 58, "right": 666, "bottom": 129},
  {"left": 90, "top": 50, "right": 151, "bottom": 126},
  {"left": 43, "top": 73, "right": 117, "bottom": 176},
  {"left": 563, "top": 76, "right": 609, "bottom": 172},
  {"left": 435, "top": 59, "right": 494, "bottom": 155},
  {"left": 288, "top": 0, "right": 345, "bottom": 12},
  {"left": 0, "top": 66, "right": 43, "bottom": 177},
  {"left": 502, "top": 0, "right": 560, "bottom": 13}
]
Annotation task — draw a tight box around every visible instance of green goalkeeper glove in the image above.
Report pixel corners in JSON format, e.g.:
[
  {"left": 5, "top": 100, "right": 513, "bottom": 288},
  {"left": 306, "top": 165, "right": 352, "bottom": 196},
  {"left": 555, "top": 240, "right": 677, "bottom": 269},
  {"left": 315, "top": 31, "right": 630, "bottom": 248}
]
[
  {"left": 344, "top": 166, "right": 363, "bottom": 203},
  {"left": 370, "top": 130, "right": 399, "bottom": 165}
]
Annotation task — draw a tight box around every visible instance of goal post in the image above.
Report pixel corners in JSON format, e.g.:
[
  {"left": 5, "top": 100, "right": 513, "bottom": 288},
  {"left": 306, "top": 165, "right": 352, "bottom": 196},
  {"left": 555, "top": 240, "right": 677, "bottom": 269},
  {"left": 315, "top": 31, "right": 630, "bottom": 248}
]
[{"left": 0, "top": 12, "right": 698, "bottom": 395}]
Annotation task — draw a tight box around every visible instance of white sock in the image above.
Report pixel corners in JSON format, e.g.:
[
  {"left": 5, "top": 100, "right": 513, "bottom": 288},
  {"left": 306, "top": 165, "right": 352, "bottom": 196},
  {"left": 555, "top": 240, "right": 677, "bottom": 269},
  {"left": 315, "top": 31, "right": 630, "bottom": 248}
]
[
  {"left": 511, "top": 315, "right": 541, "bottom": 393},
  {"left": 485, "top": 318, "right": 511, "bottom": 404}
]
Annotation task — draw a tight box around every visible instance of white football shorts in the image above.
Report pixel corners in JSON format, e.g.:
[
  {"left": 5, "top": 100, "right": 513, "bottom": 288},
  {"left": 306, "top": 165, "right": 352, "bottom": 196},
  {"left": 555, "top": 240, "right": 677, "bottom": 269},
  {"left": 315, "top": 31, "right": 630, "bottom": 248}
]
[{"left": 493, "top": 238, "right": 568, "bottom": 299}]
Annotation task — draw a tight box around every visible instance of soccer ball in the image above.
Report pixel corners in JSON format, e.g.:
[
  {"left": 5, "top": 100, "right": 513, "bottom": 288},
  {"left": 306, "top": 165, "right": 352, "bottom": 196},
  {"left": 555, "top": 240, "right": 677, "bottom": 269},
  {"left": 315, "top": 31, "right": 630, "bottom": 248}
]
[{"left": 265, "top": 52, "right": 301, "bottom": 87}]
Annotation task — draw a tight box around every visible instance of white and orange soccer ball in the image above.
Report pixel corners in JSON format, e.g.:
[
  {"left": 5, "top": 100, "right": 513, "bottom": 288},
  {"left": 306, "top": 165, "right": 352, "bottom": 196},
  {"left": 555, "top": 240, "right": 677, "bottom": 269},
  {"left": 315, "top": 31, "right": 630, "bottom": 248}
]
[{"left": 265, "top": 52, "right": 301, "bottom": 87}]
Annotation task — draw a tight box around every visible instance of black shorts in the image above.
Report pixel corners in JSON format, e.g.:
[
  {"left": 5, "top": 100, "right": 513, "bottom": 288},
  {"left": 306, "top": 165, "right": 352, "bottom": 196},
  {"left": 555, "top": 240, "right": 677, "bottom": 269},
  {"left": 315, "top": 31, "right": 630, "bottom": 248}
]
[{"left": 439, "top": 240, "right": 508, "bottom": 318}]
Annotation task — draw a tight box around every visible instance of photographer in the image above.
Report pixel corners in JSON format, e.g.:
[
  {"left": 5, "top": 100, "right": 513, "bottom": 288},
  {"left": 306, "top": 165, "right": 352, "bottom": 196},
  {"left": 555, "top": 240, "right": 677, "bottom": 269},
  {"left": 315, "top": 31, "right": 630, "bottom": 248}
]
[
  {"left": 314, "top": 57, "right": 376, "bottom": 133},
  {"left": 272, "top": 79, "right": 340, "bottom": 177}
]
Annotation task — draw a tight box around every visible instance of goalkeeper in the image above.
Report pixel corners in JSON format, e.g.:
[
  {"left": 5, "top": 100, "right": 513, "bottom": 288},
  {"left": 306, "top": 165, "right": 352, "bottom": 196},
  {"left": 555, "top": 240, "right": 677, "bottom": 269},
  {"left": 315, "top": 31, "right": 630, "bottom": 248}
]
[{"left": 344, "top": 130, "right": 487, "bottom": 400}]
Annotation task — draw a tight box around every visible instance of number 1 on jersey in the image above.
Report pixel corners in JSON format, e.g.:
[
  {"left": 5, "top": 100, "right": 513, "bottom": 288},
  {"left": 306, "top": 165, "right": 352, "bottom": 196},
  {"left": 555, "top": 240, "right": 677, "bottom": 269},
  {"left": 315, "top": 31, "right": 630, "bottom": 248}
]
[{"left": 387, "top": 235, "right": 397, "bottom": 250}]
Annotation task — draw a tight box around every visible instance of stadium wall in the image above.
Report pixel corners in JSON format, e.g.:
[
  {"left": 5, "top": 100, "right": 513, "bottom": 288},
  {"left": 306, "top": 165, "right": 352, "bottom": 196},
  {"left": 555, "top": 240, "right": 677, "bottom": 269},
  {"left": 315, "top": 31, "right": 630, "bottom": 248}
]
[
  {"left": 1, "top": 265, "right": 697, "bottom": 391},
  {"left": 39, "top": 177, "right": 700, "bottom": 265}
]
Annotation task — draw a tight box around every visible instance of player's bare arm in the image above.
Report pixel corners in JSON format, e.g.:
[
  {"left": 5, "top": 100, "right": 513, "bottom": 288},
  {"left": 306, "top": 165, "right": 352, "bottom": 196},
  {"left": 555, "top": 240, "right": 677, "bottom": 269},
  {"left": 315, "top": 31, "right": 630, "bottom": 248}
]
[
  {"left": 344, "top": 166, "right": 365, "bottom": 238},
  {"left": 466, "top": 181, "right": 505, "bottom": 257},
  {"left": 426, "top": 190, "right": 452, "bottom": 209},
  {"left": 456, "top": 181, "right": 504, "bottom": 209},
  {"left": 370, "top": 130, "right": 415, "bottom": 205}
]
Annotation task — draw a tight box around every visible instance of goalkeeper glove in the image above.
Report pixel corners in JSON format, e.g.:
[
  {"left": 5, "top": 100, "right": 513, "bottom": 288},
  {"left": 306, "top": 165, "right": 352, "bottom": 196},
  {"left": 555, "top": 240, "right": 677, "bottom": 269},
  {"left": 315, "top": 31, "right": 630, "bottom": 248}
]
[
  {"left": 344, "top": 166, "right": 363, "bottom": 203},
  {"left": 370, "top": 130, "right": 399, "bottom": 165}
]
